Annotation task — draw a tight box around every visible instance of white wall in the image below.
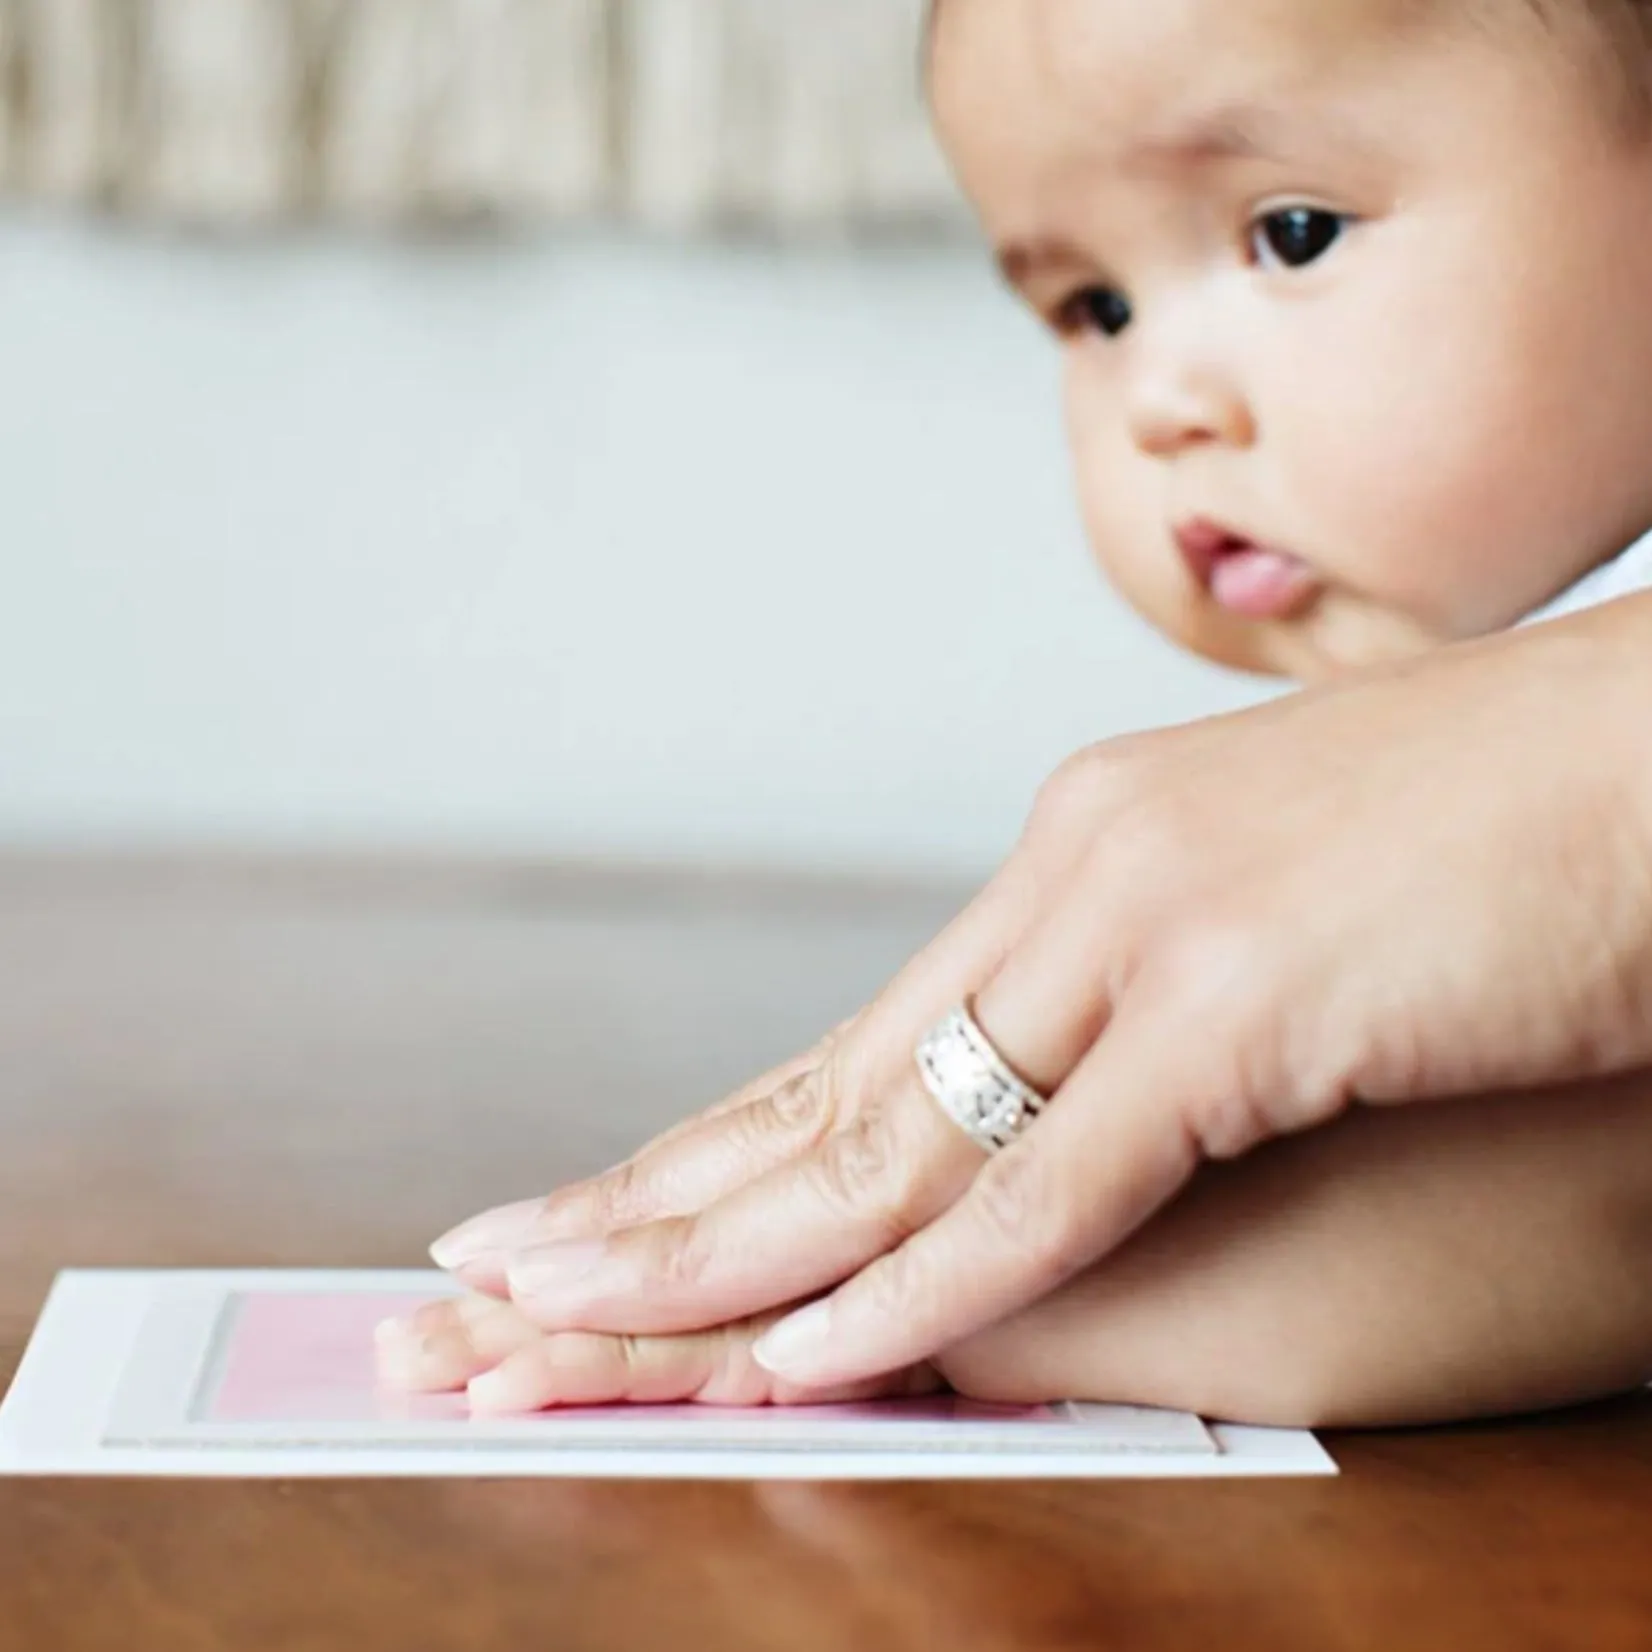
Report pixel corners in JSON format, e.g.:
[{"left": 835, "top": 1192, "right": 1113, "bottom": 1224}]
[{"left": 0, "top": 217, "right": 1263, "bottom": 877}]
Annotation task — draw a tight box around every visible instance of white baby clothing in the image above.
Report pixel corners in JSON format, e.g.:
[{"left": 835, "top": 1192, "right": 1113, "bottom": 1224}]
[{"left": 1520, "top": 527, "right": 1652, "bottom": 626}]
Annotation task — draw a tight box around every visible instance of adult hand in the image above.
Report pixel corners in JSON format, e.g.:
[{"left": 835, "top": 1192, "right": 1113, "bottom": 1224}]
[{"left": 429, "top": 597, "right": 1652, "bottom": 1391}]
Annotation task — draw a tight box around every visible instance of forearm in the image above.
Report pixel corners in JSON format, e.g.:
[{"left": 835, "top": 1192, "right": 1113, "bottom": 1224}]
[{"left": 937, "top": 1067, "right": 1652, "bottom": 1429}]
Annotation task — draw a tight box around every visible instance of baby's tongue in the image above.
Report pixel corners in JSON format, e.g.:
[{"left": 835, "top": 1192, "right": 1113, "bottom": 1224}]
[{"left": 1209, "top": 544, "right": 1316, "bottom": 619}]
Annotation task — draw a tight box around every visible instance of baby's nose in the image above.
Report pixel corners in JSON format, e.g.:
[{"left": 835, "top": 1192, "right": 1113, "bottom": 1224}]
[{"left": 1127, "top": 354, "right": 1254, "bottom": 458}]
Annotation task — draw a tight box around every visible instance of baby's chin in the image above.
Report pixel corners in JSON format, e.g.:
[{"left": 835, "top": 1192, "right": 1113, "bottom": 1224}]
[{"left": 1161, "top": 588, "right": 1457, "bottom": 684}]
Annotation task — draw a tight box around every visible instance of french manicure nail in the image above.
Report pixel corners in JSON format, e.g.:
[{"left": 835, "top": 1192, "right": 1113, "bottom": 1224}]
[
  {"left": 505, "top": 1240, "right": 612, "bottom": 1314},
  {"left": 751, "top": 1302, "right": 834, "bottom": 1381},
  {"left": 429, "top": 1198, "right": 548, "bottom": 1270}
]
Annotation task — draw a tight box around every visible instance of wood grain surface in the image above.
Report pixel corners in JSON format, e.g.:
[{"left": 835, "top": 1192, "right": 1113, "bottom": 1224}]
[{"left": 2, "top": 853, "right": 1649, "bottom": 1652}]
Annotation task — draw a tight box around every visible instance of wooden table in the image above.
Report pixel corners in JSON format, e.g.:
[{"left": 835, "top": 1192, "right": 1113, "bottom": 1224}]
[{"left": 2, "top": 853, "right": 1649, "bottom": 1651}]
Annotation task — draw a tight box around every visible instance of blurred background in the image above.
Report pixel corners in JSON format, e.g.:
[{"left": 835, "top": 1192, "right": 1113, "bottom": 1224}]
[{"left": 0, "top": 0, "right": 1260, "bottom": 881}]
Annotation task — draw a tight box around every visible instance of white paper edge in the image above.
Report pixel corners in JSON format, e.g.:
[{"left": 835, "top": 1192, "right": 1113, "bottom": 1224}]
[{"left": 0, "top": 1270, "right": 1337, "bottom": 1479}]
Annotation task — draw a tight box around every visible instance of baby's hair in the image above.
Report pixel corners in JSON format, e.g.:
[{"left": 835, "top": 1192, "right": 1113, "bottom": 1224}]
[{"left": 926, "top": 0, "right": 1652, "bottom": 132}]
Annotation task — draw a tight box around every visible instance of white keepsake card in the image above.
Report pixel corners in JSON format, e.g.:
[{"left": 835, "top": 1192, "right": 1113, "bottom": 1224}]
[{"left": 0, "top": 1270, "right": 1337, "bottom": 1480}]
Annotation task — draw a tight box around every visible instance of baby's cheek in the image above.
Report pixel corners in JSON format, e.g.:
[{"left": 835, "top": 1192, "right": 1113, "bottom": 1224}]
[{"left": 1065, "top": 419, "right": 1182, "bottom": 631}]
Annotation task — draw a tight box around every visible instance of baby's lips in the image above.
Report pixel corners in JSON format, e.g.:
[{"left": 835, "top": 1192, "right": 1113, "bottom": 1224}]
[
  {"left": 1173, "top": 517, "right": 1237, "bottom": 586},
  {"left": 1173, "top": 518, "right": 1321, "bottom": 620},
  {"left": 1208, "top": 545, "right": 1320, "bottom": 619}
]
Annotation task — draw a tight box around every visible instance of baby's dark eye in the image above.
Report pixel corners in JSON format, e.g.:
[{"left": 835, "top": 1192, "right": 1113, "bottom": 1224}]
[
  {"left": 1251, "top": 207, "right": 1349, "bottom": 270},
  {"left": 1062, "top": 285, "right": 1133, "bottom": 339}
]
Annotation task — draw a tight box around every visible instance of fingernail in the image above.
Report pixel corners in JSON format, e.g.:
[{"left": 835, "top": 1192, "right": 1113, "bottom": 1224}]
[
  {"left": 430, "top": 1198, "right": 547, "bottom": 1269},
  {"left": 373, "top": 1329, "right": 437, "bottom": 1389},
  {"left": 505, "top": 1240, "right": 612, "bottom": 1315},
  {"left": 468, "top": 1355, "right": 540, "bottom": 1416},
  {"left": 374, "top": 1316, "right": 413, "bottom": 1347},
  {"left": 751, "top": 1302, "right": 834, "bottom": 1381}
]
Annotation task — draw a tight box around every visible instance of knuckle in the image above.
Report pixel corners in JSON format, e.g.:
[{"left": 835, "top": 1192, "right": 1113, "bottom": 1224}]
[
  {"left": 806, "top": 1111, "right": 917, "bottom": 1243},
  {"left": 760, "top": 1061, "right": 839, "bottom": 1141},
  {"left": 816, "top": 1011, "right": 863, "bottom": 1064},
  {"left": 592, "top": 1158, "right": 649, "bottom": 1228},
  {"left": 823, "top": 1024, "right": 883, "bottom": 1121},
  {"left": 1028, "top": 747, "right": 1205, "bottom": 927},
  {"left": 649, "top": 1216, "right": 715, "bottom": 1294},
  {"left": 1032, "top": 743, "right": 1132, "bottom": 831}
]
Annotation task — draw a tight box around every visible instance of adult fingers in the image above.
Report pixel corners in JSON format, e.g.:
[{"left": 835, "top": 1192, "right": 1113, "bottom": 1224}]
[
  {"left": 434, "top": 836, "right": 1058, "bottom": 1289},
  {"left": 501, "top": 1073, "right": 983, "bottom": 1335},
  {"left": 494, "top": 831, "right": 1134, "bottom": 1338}
]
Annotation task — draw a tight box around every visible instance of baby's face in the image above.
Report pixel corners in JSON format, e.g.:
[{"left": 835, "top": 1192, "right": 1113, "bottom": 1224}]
[{"left": 931, "top": 0, "right": 1652, "bottom": 680}]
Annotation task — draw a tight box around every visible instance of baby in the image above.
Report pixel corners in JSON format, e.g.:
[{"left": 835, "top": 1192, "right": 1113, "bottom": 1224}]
[
  {"left": 379, "top": 0, "right": 1652, "bottom": 1426},
  {"left": 941, "top": 0, "right": 1652, "bottom": 685}
]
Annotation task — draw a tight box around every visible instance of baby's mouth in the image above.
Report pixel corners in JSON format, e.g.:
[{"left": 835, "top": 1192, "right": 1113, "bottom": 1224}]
[{"left": 1174, "top": 519, "right": 1322, "bottom": 620}]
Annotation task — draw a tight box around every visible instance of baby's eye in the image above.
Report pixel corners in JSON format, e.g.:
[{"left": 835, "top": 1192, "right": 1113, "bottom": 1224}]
[
  {"left": 1250, "top": 207, "right": 1350, "bottom": 271},
  {"left": 1059, "top": 285, "right": 1134, "bottom": 340}
]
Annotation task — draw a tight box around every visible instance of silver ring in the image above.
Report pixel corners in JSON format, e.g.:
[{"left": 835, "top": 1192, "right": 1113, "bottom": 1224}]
[{"left": 915, "top": 1001, "right": 1050, "bottom": 1154}]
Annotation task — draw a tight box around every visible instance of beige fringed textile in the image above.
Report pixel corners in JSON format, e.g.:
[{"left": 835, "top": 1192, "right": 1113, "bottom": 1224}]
[{"left": 0, "top": 0, "right": 964, "bottom": 233}]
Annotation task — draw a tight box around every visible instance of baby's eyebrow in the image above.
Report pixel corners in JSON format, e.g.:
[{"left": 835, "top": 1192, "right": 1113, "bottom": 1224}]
[
  {"left": 1133, "top": 105, "right": 1291, "bottom": 166},
  {"left": 1126, "top": 100, "right": 1379, "bottom": 171},
  {"left": 995, "top": 237, "right": 1090, "bottom": 291}
]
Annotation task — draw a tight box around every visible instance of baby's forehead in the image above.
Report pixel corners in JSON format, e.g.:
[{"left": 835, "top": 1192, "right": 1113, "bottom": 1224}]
[
  {"left": 933, "top": 0, "right": 1466, "bottom": 92},
  {"left": 931, "top": 0, "right": 1442, "bottom": 172},
  {"left": 929, "top": 0, "right": 1598, "bottom": 200}
]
